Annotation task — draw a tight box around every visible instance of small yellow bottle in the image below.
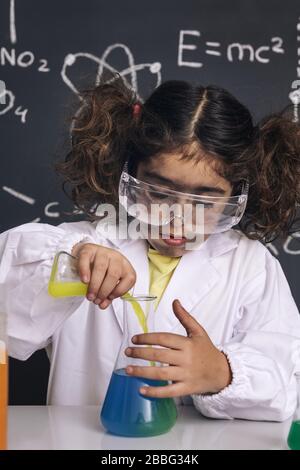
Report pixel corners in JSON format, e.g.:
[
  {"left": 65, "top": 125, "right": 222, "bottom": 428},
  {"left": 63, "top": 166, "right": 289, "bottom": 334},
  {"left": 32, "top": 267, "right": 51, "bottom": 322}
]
[{"left": 48, "top": 251, "right": 88, "bottom": 297}]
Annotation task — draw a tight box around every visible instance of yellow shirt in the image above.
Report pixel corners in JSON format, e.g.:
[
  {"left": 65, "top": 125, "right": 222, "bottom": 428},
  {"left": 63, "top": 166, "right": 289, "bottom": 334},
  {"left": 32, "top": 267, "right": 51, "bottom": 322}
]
[{"left": 147, "top": 246, "right": 181, "bottom": 310}]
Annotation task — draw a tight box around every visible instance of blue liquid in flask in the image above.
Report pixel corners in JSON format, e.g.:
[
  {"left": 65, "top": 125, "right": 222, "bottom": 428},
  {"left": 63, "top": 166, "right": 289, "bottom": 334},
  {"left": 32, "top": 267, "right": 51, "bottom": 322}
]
[{"left": 100, "top": 368, "right": 177, "bottom": 437}]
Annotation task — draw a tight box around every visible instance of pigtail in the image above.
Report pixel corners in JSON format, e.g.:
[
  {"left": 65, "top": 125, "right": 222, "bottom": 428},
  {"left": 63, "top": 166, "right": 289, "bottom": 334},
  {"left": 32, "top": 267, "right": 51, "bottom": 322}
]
[
  {"left": 240, "top": 110, "right": 300, "bottom": 242},
  {"left": 56, "top": 73, "right": 141, "bottom": 218}
]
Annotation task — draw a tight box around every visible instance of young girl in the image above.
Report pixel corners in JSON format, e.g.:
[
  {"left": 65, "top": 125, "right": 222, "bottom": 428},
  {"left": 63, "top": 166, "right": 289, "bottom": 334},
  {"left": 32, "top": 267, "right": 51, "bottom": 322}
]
[{"left": 1, "top": 75, "right": 300, "bottom": 421}]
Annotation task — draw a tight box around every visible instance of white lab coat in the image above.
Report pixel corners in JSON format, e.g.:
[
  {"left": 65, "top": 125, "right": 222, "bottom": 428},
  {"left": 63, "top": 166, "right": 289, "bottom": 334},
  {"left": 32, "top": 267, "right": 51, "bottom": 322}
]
[{"left": 0, "top": 220, "right": 300, "bottom": 421}]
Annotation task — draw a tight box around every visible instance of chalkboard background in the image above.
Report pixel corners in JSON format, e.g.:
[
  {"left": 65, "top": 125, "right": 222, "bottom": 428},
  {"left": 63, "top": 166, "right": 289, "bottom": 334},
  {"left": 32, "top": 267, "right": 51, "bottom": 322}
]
[{"left": 1, "top": 0, "right": 300, "bottom": 404}]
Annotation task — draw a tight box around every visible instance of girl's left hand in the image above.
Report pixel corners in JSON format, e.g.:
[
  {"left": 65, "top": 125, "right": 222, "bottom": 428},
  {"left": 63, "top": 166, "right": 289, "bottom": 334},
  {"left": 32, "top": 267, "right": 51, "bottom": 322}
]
[{"left": 125, "top": 299, "right": 232, "bottom": 398}]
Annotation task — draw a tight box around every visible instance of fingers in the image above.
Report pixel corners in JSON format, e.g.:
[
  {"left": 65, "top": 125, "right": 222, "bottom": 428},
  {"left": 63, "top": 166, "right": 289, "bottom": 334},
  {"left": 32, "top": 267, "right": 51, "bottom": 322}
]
[
  {"left": 139, "top": 382, "right": 186, "bottom": 399},
  {"left": 108, "top": 269, "right": 136, "bottom": 300},
  {"left": 87, "top": 252, "right": 109, "bottom": 301},
  {"left": 125, "top": 346, "right": 182, "bottom": 365},
  {"left": 77, "top": 245, "right": 95, "bottom": 284},
  {"left": 98, "top": 299, "right": 112, "bottom": 309},
  {"left": 76, "top": 243, "right": 136, "bottom": 307},
  {"left": 95, "top": 257, "right": 122, "bottom": 302},
  {"left": 125, "top": 365, "right": 182, "bottom": 382},
  {"left": 96, "top": 258, "right": 136, "bottom": 304},
  {"left": 132, "top": 332, "right": 187, "bottom": 350},
  {"left": 172, "top": 299, "right": 207, "bottom": 337}
]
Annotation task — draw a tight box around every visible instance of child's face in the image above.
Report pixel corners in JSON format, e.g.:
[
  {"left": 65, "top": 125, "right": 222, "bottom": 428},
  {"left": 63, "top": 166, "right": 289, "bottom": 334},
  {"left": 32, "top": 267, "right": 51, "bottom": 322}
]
[{"left": 136, "top": 152, "right": 232, "bottom": 257}]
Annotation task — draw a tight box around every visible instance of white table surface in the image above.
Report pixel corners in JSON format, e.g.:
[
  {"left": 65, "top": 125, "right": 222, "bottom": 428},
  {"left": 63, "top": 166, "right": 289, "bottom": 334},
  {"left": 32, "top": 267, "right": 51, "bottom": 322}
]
[{"left": 7, "top": 405, "right": 292, "bottom": 450}]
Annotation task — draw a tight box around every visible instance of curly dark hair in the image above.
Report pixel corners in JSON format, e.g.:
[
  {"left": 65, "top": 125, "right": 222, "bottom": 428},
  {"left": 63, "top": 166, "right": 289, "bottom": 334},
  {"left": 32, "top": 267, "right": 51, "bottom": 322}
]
[{"left": 56, "top": 73, "right": 300, "bottom": 243}]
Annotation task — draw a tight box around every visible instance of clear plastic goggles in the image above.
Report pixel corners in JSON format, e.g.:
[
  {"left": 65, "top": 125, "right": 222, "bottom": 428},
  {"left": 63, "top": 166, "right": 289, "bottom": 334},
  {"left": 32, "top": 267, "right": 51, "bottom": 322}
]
[{"left": 118, "top": 165, "right": 249, "bottom": 235}]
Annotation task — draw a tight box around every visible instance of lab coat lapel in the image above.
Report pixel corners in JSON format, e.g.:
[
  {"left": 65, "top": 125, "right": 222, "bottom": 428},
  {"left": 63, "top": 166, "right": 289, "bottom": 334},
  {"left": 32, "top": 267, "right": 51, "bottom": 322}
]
[
  {"left": 153, "top": 248, "right": 220, "bottom": 332},
  {"left": 153, "top": 231, "right": 240, "bottom": 333}
]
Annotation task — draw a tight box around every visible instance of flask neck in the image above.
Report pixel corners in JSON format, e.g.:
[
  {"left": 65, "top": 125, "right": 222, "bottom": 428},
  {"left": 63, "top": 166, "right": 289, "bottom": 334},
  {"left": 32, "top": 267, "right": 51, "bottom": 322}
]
[{"left": 114, "top": 296, "right": 157, "bottom": 372}]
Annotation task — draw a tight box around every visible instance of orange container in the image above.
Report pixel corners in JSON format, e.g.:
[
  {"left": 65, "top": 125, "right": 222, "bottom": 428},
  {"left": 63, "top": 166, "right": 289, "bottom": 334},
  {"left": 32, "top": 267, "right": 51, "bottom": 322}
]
[
  {"left": 0, "top": 284, "right": 8, "bottom": 451},
  {"left": 0, "top": 346, "right": 7, "bottom": 450}
]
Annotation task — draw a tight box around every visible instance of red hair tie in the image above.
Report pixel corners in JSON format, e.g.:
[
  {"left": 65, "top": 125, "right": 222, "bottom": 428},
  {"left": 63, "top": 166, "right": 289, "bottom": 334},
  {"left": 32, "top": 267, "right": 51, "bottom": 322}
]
[{"left": 133, "top": 103, "right": 141, "bottom": 117}]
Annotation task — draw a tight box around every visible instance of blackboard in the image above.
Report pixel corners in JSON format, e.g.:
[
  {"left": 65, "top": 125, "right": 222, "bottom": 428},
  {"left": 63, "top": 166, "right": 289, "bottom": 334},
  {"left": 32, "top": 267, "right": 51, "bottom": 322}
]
[{"left": 1, "top": 0, "right": 300, "bottom": 404}]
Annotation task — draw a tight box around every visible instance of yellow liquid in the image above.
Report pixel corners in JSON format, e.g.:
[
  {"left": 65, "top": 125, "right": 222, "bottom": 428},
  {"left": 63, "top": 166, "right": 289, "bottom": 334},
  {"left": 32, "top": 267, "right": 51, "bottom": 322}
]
[
  {"left": 48, "top": 281, "right": 88, "bottom": 297},
  {"left": 48, "top": 251, "right": 88, "bottom": 298},
  {"left": 121, "top": 293, "right": 149, "bottom": 333},
  {"left": 0, "top": 352, "right": 8, "bottom": 451},
  {"left": 121, "top": 293, "right": 155, "bottom": 367}
]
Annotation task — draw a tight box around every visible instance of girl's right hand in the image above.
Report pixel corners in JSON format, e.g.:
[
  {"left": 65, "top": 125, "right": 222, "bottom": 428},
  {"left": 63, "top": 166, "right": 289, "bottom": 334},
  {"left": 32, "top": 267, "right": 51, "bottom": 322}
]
[{"left": 72, "top": 242, "right": 136, "bottom": 309}]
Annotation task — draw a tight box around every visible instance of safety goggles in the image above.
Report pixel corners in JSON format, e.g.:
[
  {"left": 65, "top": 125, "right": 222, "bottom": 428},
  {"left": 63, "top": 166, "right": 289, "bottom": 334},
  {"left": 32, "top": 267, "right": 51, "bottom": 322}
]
[{"left": 118, "top": 164, "right": 249, "bottom": 235}]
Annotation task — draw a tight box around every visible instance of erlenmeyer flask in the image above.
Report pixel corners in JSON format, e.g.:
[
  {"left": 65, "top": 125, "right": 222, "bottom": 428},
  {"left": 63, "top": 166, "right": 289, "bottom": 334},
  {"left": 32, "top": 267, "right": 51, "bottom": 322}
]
[
  {"left": 100, "top": 294, "right": 178, "bottom": 437},
  {"left": 287, "top": 373, "right": 300, "bottom": 450}
]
